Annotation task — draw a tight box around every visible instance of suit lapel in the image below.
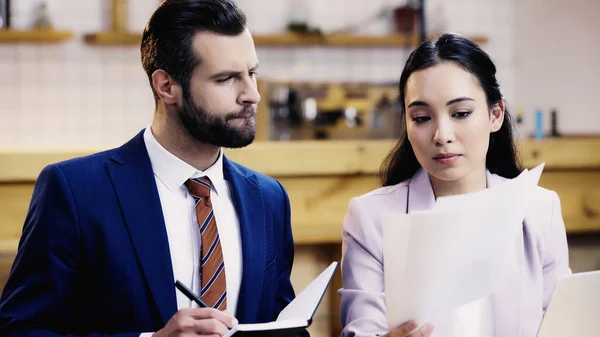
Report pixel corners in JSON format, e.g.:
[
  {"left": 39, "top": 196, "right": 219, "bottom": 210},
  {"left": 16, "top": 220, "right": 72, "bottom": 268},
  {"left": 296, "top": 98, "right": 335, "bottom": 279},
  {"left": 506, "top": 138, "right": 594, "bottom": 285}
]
[
  {"left": 223, "top": 157, "right": 266, "bottom": 323},
  {"left": 106, "top": 131, "right": 177, "bottom": 325}
]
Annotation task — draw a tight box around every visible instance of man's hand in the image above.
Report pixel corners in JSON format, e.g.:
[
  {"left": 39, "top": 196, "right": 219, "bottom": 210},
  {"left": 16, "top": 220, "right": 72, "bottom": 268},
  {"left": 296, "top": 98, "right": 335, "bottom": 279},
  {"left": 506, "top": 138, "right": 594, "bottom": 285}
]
[
  {"left": 382, "top": 320, "right": 435, "bottom": 337},
  {"left": 152, "top": 308, "right": 238, "bottom": 337}
]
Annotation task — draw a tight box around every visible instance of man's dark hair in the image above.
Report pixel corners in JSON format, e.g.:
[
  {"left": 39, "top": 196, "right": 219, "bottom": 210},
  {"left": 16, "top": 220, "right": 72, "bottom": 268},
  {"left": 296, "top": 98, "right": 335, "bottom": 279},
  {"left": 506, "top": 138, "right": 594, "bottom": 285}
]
[{"left": 141, "top": 0, "right": 247, "bottom": 103}]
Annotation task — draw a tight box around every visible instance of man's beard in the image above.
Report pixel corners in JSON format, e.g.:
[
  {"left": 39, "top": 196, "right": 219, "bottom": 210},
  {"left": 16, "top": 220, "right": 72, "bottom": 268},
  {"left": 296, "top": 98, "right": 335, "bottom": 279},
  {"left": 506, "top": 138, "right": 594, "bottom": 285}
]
[{"left": 178, "top": 93, "right": 257, "bottom": 148}]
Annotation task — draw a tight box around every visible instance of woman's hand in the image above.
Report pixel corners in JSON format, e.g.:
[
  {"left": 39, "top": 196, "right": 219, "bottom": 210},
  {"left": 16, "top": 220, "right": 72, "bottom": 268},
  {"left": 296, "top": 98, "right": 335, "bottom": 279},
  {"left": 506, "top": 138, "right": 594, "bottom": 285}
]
[{"left": 381, "top": 320, "right": 434, "bottom": 337}]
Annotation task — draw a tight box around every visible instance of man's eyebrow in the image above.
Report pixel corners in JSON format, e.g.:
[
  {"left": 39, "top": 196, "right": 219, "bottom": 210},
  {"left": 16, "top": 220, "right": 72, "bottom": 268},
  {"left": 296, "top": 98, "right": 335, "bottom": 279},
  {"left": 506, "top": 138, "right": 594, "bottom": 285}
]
[{"left": 210, "top": 64, "right": 260, "bottom": 79}]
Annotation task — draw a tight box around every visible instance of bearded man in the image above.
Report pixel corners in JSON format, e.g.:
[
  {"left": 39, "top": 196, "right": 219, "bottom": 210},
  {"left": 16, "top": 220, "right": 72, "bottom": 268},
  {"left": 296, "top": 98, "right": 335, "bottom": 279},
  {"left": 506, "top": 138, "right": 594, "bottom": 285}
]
[{"left": 0, "top": 1, "right": 308, "bottom": 337}]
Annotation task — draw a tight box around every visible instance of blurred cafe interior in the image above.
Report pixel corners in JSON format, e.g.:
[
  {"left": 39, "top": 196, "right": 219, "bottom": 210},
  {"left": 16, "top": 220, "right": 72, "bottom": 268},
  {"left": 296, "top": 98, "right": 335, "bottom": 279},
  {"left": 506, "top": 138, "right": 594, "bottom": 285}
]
[{"left": 0, "top": 0, "right": 599, "bottom": 336}]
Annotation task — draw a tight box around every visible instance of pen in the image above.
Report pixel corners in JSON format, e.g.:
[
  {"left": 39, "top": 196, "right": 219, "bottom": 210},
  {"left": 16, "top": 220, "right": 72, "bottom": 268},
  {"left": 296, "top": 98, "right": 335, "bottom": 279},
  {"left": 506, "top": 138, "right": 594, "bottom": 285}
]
[{"left": 175, "top": 280, "right": 209, "bottom": 308}]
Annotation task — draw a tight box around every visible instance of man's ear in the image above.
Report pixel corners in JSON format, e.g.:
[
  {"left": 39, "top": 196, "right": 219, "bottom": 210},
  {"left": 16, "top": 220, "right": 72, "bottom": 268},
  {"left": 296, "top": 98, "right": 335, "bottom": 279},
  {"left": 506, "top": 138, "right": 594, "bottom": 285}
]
[
  {"left": 490, "top": 101, "right": 505, "bottom": 133},
  {"left": 151, "top": 70, "right": 181, "bottom": 105}
]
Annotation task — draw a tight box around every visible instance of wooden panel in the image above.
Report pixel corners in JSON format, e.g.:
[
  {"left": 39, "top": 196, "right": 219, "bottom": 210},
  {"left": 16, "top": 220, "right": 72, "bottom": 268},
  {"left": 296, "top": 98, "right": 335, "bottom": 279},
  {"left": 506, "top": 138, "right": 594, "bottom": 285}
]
[
  {"left": 330, "top": 244, "right": 343, "bottom": 337},
  {"left": 256, "top": 80, "right": 271, "bottom": 141},
  {"left": 540, "top": 171, "right": 600, "bottom": 233},
  {"left": 0, "top": 178, "right": 374, "bottom": 244},
  {"left": 229, "top": 141, "right": 393, "bottom": 177},
  {"left": 283, "top": 171, "right": 600, "bottom": 242},
  {"left": 0, "top": 184, "right": 33, "bottom": 239},
  {"left": 0, "top": 238, "right": 17, "bottom": 293},
  {"left": 280, "top": 175, "right": 379, "bottom": 244},
  {"left": 2, "top": 172, "right": 600, "bottom": 247},
  {"left": 0, "top": 150, "right": 95, "bottom": 182},
  {"left": 0, "top": 30, "right": 74, "bottom": 43},
  {"left": 0, "top": 257, "right": 14, "bottom": 291},
  {"left": 0, "top": 141, "right": 395, "bottom": 181},
  {"left": 111, "top": 0, "right": 129, "bottom": 32},
  {"left": 83, "top": 31, "right": 142, "bottom": 45},
  {"left": 0, "top": 239, "right": 19, "bottom": 255},
  {"left": 291, "top": 246, "right": 336, "bottom": 337},
  {"left": 519, "top": 138, "right": 600, "bottom": 170},
  {"left": 2, "top": 138, "right": 599, "bottom": 181}
]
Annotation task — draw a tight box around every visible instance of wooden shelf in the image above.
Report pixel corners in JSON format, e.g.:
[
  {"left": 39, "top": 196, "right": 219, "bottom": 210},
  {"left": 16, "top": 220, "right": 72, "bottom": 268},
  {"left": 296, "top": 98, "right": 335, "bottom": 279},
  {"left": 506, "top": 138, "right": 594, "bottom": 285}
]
[
  {"left": 253, "top": 33, "right": 488, "bottom": 48},
  {"left": 83, "top": 31, "right": 142, "bottom": 45},
  {"left": 0, "top": 29, "right": 74, "bottom": 44},
  {"left": 80, "top": 31, "right": 488, "bottom": 47}
]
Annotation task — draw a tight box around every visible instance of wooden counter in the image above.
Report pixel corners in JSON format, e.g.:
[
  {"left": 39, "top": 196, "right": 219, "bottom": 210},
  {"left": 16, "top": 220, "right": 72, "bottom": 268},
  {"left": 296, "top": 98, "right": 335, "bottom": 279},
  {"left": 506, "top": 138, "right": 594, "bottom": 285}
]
[
  {"left": 2, "top": 137, "right": 600, "bottom": 247},
  {"left": 1, "top": 137, "right": 599, "bottom": 337}
]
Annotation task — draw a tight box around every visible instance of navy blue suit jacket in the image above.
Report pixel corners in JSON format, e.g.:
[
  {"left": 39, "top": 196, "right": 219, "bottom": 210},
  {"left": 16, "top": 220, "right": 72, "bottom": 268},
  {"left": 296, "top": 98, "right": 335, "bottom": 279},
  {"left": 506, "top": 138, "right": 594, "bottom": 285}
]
[{"left": 0, "top": 131, "right": 308, "bottom": 337}]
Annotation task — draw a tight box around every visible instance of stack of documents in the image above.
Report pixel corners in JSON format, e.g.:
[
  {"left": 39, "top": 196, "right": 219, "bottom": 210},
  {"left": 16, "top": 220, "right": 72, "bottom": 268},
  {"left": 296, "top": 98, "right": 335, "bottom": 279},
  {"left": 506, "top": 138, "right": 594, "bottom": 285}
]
[{"left": 383, "top": 164, "right": 545, "bottom": 337}]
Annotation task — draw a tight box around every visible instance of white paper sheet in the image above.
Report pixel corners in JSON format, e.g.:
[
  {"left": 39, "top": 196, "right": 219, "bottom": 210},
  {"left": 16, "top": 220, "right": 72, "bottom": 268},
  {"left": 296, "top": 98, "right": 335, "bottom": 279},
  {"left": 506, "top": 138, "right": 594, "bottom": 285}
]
[
  {"left": 276, "top": 261, "right": 338, "bottom": 322},
  {"left": 222, "top": 262, "right": 338, "bottom": 337},
  {"left": 383, "top": 164, "right": 545, "bottom": 337}
]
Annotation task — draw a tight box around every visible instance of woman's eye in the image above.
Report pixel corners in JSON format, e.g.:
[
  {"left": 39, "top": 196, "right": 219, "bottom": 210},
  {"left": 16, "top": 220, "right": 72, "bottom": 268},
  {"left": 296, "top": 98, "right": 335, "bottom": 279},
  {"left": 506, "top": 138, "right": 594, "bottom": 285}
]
[
  {"left": 413, "top": 116, "right": 431, "bottom": 124},
  {"left": 453, "top": 111, "right": 472, "bottom": 119}
]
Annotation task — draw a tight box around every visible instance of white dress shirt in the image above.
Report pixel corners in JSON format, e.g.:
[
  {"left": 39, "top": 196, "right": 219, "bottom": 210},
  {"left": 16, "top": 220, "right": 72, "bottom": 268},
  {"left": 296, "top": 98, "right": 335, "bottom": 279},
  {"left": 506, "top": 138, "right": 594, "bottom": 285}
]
[{"left": 140, "top": 126, "right": 242, "bottom": 335}]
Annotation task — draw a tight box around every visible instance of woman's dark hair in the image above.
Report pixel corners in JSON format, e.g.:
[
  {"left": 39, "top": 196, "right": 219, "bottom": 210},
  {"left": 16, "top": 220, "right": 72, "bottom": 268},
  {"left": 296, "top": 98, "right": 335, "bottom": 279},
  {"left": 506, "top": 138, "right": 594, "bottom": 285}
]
[
  {"left": 380, "top": 33, "right": 522, "bottom": 186},
  {"left": 141, "top": 0, "right": 246, "bottom": 102}
]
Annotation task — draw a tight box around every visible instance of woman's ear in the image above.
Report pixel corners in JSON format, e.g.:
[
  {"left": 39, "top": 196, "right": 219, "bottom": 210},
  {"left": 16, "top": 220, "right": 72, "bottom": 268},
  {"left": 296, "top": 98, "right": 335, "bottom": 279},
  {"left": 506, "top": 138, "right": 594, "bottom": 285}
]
[
  {"left": 490, "top": 101, "right": 505, "bottom": 133},
  {"left": 151, "top": 69, "right": 181, "bottom": 105}
]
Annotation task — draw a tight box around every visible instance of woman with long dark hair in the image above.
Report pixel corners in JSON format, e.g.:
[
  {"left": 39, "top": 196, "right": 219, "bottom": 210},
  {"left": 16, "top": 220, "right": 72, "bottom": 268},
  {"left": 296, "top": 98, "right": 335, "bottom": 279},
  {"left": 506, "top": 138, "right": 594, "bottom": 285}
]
[{"left": 339, "top": 33, "right": 570, "bottom": 337}]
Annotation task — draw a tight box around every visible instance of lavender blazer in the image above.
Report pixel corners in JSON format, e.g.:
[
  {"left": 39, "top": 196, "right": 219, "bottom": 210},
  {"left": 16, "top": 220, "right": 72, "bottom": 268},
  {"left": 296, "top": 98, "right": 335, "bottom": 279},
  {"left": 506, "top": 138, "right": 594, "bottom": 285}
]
[{"left": 339, "top": 168, "right": 571, "bottom": 337}]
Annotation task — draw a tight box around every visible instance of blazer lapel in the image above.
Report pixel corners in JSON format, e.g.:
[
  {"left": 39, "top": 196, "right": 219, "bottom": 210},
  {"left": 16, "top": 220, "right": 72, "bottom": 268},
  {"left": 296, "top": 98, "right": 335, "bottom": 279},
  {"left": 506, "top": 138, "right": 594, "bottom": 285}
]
[
  {"left": 223, "top": 157, "right": 266, "bottom": 323},
  {"left": 106, "top": 130, "right": 177, "bottom": 325},
  {"left": 406, "top": 168, "right": 436, "bottom": 213}
]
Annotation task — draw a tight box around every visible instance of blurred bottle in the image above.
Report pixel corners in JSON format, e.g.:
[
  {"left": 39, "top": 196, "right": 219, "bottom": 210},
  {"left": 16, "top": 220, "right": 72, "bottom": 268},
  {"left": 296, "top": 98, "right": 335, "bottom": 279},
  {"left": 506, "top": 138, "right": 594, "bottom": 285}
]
[
  {"left": 369, "top": 94, "right": 395, "bottom": 139},
  {"left": 514, "top": 108, "right": 525, "bottom": 141},
  {"left": 533, "top": 108, "right": 544, "bottom": 140},
  {"left": 549, "top": 108, "right": 560, "bottom": 138},
  {"left": 0, "top": 0, "right": 10, "bottom": 29},
  {"left": 32, "top": 1, "right": 52, "bottom": 30},
  {"left": 289, "top": 0, "right": 310, "bottom": 26}
]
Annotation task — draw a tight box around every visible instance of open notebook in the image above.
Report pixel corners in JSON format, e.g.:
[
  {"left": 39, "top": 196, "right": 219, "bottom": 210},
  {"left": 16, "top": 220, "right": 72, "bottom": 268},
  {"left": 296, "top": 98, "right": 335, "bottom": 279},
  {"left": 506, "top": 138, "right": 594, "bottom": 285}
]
[{"left": 223, "top": 261, "right": 339, "bottom": 337}]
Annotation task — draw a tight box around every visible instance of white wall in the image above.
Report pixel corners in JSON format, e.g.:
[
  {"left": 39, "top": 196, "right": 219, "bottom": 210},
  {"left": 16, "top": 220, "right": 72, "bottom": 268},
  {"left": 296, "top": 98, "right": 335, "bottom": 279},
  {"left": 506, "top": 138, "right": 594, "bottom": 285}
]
[
  {"left": 3, "top": 0, "right": 597, "bottom": 149},
  {"left": 514, "top": 0, "right": 600, "bottom": 136}
]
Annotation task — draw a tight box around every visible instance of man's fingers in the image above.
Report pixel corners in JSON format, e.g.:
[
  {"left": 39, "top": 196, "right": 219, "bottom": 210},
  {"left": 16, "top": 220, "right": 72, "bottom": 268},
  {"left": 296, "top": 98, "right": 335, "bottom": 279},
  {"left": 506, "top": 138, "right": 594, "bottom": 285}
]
[
  {"left": 179, "top": 308, "right": 238, "bottom": 328},
  {"left": 194, "top": 318, "right": 230, "bottom": 335}
]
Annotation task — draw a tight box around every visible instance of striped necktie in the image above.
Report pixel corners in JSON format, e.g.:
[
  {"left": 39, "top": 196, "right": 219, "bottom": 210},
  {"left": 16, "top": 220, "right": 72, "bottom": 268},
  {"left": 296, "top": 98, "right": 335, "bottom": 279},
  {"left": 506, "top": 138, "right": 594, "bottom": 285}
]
[{"left": 184, "top": 177, "right": 227, "bottom": 310}]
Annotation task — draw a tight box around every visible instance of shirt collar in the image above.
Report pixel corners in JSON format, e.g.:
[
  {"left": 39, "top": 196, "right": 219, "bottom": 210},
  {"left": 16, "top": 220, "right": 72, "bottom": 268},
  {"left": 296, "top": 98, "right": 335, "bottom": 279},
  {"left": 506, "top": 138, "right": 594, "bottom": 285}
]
[{"left": 143, "top": 126, "right": 226, "bottom": 195}]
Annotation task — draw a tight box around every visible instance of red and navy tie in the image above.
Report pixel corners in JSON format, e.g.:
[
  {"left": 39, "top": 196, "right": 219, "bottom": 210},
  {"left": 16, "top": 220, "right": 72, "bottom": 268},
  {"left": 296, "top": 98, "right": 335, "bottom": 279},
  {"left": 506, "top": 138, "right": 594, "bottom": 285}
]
[{"left": 185, "top": 177, "right": 227, "bottom": 310}]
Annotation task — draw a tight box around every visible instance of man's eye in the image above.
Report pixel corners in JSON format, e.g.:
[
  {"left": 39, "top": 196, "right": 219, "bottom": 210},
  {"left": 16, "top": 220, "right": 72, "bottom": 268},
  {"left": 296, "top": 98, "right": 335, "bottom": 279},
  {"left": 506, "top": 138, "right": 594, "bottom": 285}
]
[{"left": 217, "top": 76, "right": 233, "bottom": 83}]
